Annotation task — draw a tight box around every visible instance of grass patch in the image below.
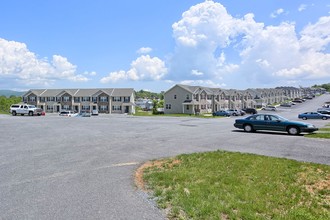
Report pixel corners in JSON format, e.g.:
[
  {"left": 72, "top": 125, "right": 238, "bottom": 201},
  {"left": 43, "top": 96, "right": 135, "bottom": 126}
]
[
  {"left": 141, "top": 151, "right": 330, "bottom": 220},
  {"left": 305, "top": 124, "right": 330, "bottom": 139}
]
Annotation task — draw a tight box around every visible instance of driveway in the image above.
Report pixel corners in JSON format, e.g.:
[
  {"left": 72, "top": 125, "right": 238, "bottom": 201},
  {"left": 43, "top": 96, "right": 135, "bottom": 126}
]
[{"left": 0, "top": 94, "right": 330, "bottom": 219}]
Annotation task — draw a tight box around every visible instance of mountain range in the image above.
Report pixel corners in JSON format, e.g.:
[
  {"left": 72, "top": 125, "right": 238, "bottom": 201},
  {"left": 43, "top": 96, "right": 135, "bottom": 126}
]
[{"left": 0, "top": 90, "right": 26, "bottom": 97}]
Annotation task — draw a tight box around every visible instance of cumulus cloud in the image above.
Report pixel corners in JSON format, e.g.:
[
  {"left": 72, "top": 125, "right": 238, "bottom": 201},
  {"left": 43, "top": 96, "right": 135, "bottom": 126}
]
[
  {"left": 0, "top": 38, "right": 89, "bottom": 87},
  {"left": 137, "top": 47, "right": 153, "bottom": 54},
  {"left": 299, "top": 16, "right": 330, "bottom": 51},
  {"left": 166, "top": 0, "right": 330, "bottom": 88},
  {"left": 100, "top": 55, "right": 167, "bottom": 83},
  {"left": 270, "top": 8, "right": 285, "bottom": 18}
]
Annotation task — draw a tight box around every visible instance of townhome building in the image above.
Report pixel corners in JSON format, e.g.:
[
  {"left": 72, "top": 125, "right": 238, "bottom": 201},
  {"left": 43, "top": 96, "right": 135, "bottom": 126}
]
[
  {"left": 164, "top": 84, "right": 291, "bottom": 114},
  {"left": 22, "top": 88, "right": 135, "bottom": 114},
  {"left": 276, "top": 86, "right": 301, "bottom": 99}
]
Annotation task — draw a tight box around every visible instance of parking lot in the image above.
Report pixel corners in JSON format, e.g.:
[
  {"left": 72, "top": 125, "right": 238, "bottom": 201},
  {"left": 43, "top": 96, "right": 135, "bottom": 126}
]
[{"left": 1, "top": 94, "right": 330, "bottom": 219}]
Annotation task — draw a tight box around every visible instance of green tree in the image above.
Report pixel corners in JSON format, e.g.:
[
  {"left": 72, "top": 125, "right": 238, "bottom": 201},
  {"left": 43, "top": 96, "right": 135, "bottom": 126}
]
[{"left": 0, "top": 96, "right": 22, "bottom": 114}]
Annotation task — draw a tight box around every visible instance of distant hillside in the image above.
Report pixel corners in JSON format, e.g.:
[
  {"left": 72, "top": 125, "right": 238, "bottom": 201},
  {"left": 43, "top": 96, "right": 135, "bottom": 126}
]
[{"left": 0, "top": 90, "right": 26, "bottom": 97}]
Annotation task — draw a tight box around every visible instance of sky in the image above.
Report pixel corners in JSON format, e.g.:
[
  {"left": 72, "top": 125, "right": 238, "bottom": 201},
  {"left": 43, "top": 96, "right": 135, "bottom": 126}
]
[{"left": 1, "top": 0, "right": 330, "bottom": 92}]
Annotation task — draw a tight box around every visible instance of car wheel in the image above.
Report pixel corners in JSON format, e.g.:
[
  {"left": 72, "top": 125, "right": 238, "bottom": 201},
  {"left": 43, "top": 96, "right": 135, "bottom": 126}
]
[
  {"left": 287, "top": 126, "right": 300, "bottom": 135},
  {"left": 322, "top": 116, "right": 328, "bottom": 120},
  {"left": 302, "top": 117, "right": 307, "bottom": 120},
  {"left": 28, "top": 111, "right": 33, "bottom": 116},
  {"left": 243, "top": 124, "right": 253, "bottom": 132},
  {"left": 12, "top": 111, "right": 17, "bottom": 116}
]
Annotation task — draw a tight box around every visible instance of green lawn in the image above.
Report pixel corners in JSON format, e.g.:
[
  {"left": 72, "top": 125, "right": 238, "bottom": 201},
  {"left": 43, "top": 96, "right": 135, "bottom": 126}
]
[
  {"left": 141, "top": 151, "right": 330, "bottom": 220},
  {"left": 305, "top": 124, "right": 330, "bottom": 139}
]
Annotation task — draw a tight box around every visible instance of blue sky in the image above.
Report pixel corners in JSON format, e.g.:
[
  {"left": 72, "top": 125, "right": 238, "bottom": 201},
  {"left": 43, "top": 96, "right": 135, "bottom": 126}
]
[{"left": 1, "top": 0, "right": 330, "bottom": 92}]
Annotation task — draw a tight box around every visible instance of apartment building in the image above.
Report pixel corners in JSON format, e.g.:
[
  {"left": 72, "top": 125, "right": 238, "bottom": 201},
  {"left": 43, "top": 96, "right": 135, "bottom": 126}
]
[
  {"left": 22, "top": 88, "right": 135, "bottom": 114},
  {"left": 164, "top": 84, "right": 288, "bottom": 114}
]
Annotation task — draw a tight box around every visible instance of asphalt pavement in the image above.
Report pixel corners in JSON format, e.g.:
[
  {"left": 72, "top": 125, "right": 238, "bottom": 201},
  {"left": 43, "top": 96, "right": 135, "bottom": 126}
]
[{"left": 0, "top": 94, "right": 330, "bottom": 219}]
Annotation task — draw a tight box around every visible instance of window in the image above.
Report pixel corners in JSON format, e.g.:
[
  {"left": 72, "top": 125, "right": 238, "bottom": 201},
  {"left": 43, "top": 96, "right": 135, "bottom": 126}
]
[
  {"left": 29, "top": 96, "right": 36, "bottom": 102},
  {"left": 113, "top": 97, "right": 122, "bottom": 102},
  {"left": 193, "top": 94, "right": 198, "bottom": 100},
  {"left": 47, "top": 97, "right": 55, "bottom": 102},
  {"left": 82, "top": 105, "right": 90, "bottom": 110},
  {"left": 82, "top": 97, "right": 90, "bottom": 102},
  {"left": 207, "top": 95, "right": 212, "bottom": 100},
  {"left": 74, "top": 97, "right": 80, "bottom": 103},
  {"left": 100, "top": 105, "right": 108, "bottom": 111},
  {"left": 186, "top": 94, "right": 189, "bottom": 100},
  {"left": 186, "top": 105, "right": 189, "bottom": 110},
  {"left": 112, "top": 105, "right": 121, "bottom": 111},
  {"left": 165, "top": 104, "right": 171, "bottom": 109},
  {"left": 63, "top": 96, "right": 70, "bottom": 102},
  {"left": 174, "top": 95, "right": 177, "bottom": 99},
  {"left": 63, "top": 105, "right": 70, "bottom": 110},
  {"left": 124, "top": 97, "right": 130, "bottom": 102},
  {"left": 92, "top": 97, "right": 97, "bottom": 102},
  {"left": 47, "top": 105, "right": 53, "bottom": 111},
  {"left": 201, "top": 105, "right": 206, "bottom": 109},
  {"left": 100, "top": 96, "right": 108, "bottom": 102}
]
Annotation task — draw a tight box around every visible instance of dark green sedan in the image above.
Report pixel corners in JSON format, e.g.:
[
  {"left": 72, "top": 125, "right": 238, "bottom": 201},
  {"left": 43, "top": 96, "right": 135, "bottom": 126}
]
[{"left": 234, "top": 114, "right": 318, "bottom": 135}]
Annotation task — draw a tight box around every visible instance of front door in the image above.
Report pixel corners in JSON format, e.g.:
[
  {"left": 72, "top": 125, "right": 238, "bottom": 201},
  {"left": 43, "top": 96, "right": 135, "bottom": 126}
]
[{"left": 125, "top": 106, "right": 129, "bottom": 113}]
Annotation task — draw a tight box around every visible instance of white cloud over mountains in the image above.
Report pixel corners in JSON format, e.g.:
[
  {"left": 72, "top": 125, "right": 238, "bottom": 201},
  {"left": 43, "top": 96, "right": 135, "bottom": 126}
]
[{"left": 0, "top": 38, "right": 89, "bottom": 87}]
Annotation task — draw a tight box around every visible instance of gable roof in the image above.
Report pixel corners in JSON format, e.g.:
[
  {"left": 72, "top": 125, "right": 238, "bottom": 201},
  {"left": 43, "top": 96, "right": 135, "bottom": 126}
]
[{"left": 22, "top": 88, "right": 134, "bottom": 97}]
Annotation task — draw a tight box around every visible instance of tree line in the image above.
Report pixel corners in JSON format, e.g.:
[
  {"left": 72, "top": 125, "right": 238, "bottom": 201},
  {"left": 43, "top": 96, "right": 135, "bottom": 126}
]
[
  {"left": 312, "top": 83, "right": 330, "bottom": 92},
  {"left": 135, "top": 90, "right": 164, "bottom": 100},
  {"left": 0, "top": 96, "right": 22, "bottom": 114}
]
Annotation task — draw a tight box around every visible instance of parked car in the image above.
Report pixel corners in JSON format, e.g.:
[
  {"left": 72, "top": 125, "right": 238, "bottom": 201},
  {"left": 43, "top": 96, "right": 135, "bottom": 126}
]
[
  {"left": 59, "top": 111, "right": 77, "bottom": 117},
  {"left": 92, "top": 109, "right": 99, "bottom": 116},
  {"left": 292, "top": 99, "right": 303, "bottom": 103},
  {"left": 234, "top": 114, "right": 318, "bottom": 135},
  {"left": 298, "top": 112, "right": 330, "bottom": 120},
  {"left": 10, "top": 104, "right": 43, "bottom": 116},
  {"left": 241, "top": 108, "right": 257, "bottom": 114},
  {"left": 317, "top": 110, "right": 330, "bottom": 115},
  {"left": 78, "top": 110, "right": 91, "bottom": 117},
  {"left": 227, "top": 109, "right": 246, "bottom": 116},
  {"left": 262, "top": 105, "right": 277, "bottom": 111},
  {"left": 212, "top": 110, "right": 231, "bottom": 117},
  {"left": 280, "top": 103, "right": 292, "bottom": 107}
]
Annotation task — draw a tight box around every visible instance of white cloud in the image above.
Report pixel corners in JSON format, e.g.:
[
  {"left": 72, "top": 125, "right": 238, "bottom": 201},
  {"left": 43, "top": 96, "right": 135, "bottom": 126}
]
[
  {"left": 270, "top": 8, "right": 285, "bottom": 18},
  {"left": 0, "top": 38, "right": 89, "bottom": 87},
  {"left": 191, "top": 69, "right": 204, "bottom": 76},
  {"left": 298, "top": 4, "right": 307, "bottom": 12},
  {"left": 167, "top": 1, "right": 330, "bottom": 88},
  {"left": 299, "top": 16, "right": 330, "bottom": 51},
  {"left": 100, "top": 55, "right": 167, "bottom": 83},
  {"left": 137, "top": 47, "right": 153, "bottom": 54}
]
